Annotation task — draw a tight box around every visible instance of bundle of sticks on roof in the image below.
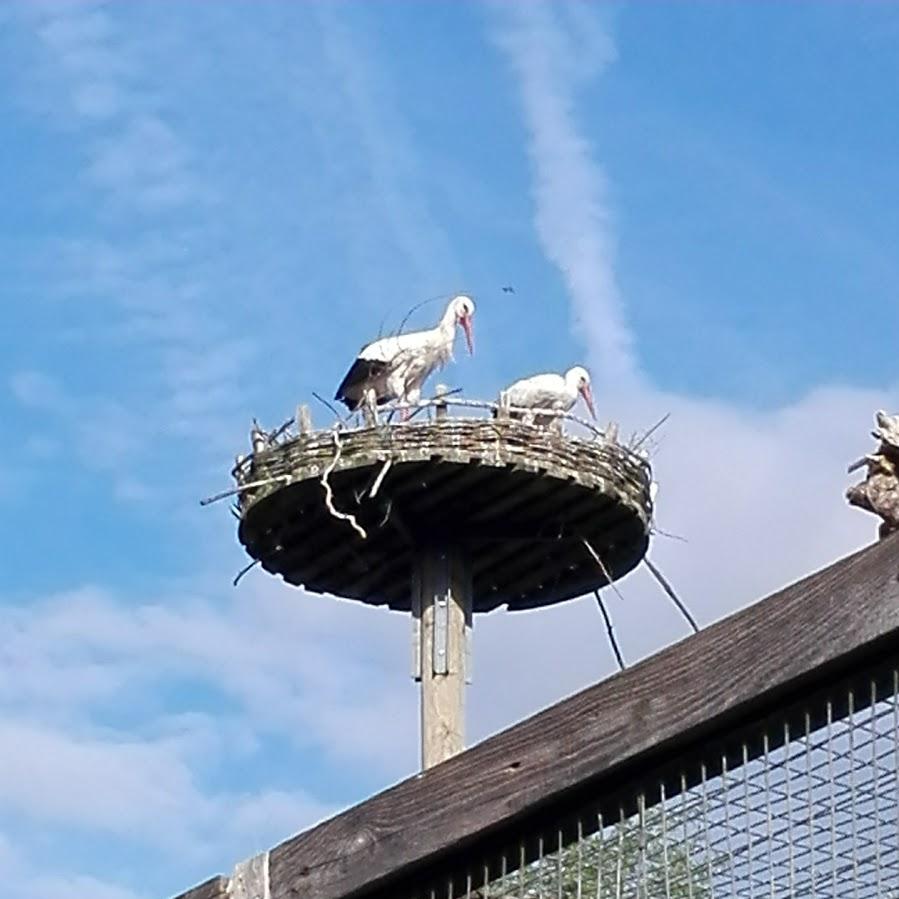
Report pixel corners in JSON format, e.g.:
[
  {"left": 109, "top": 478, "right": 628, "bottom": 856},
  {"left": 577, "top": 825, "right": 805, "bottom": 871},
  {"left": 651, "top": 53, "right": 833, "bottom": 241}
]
[{"left": 847, "top": 410, "right": 899, "bottom": 538}]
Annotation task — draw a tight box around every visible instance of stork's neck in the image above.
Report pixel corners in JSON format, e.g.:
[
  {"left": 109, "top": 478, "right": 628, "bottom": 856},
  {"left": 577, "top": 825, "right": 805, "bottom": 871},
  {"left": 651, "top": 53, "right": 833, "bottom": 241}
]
[
  {"left": 433, "top": 306, "right": 460, "bottom": 350},
  {"left": 438, "top": 303, "right": 458, "bottom": 335},
  {"left": 563, "top": 371, "right": 581, "bottom": 401}
]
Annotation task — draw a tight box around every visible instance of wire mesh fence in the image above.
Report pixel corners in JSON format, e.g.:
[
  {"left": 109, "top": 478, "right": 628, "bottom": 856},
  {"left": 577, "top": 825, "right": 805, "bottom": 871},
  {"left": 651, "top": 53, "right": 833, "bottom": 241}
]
[{"left": 409, "top": 664, "right": 899, "bottom": 899}]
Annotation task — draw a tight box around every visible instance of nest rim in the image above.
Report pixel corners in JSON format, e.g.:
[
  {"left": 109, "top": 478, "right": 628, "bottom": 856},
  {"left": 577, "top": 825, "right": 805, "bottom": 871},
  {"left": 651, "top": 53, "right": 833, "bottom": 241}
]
[{"left": 235, "top": 414, "right": 652, "bottom": 613}]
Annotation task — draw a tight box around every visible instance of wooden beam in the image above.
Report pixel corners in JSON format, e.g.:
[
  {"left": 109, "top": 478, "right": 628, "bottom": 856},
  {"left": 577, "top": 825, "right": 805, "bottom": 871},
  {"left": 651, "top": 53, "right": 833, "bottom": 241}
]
[
  {"left": 267, "top": 534, "right": 899, "bottom": 899},
  {"left": 415, "top": 546, "right": 472, "bottom": 769}
]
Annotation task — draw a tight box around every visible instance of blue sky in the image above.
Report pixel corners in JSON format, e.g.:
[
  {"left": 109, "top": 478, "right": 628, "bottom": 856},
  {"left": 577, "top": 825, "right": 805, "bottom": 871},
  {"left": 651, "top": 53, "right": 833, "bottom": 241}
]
[{"left": 1, "top": 2, "right": 897, "bottom": 897}]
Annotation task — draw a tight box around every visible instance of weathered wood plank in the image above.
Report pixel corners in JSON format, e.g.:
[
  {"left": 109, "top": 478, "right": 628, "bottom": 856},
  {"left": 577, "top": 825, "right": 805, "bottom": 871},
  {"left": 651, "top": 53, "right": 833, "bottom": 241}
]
[
  {"left": 417, "top": 548, "right": 471, "bottom": 768},
  {"left": 170, "top": 875, "right": 228, "bottom": 899},
  {"left": 470, "top": 490, "right": 614, "bottom": 578},
  {"left": 469, "top": 498, "right": 630, "bottom": 607},
  {"left": 268, "top": 535, "right": 899, "bottom": 899},
  {"left": 497, "top": 508, "right": 639, "bottom": 597},
  {"left": 437, "top": 467, "right": 542, "bottom": 526}
]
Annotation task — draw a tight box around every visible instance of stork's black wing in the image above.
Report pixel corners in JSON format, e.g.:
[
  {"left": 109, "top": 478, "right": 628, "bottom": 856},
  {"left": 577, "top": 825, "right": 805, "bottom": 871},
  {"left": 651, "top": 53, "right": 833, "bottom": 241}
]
[{"left": 334, "top": 357, "right": 391, "bottom": 410}]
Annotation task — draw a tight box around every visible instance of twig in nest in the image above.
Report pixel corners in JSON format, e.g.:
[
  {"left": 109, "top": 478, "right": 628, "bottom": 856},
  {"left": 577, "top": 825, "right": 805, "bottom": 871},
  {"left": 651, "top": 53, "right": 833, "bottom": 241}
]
[
  {"left": 594, "top": 590, "right": 626, "bottom": 671},
  {"left": 268, "top": 416, "right": 295, "bottom": 443},
  {"left": 369, "top": 458, "right": 392, "bottom": 498},
  {"left": 581, "top": 538, "right": 627, "bottom": 603},
  {"left": 651, "top": 525, "right": 688, "bottom": 543},
  {"left": 233, "top": 559, "right": 260, "bottom": 586},
  {"left": 632, "top": 413, "right": 670, "bottom": 451},
  {"left": 321, "top": 429, "right": 368, "bottom": 539},
  {"left": 847, "top": 454, "right": 878, "bottom": 475},
  {"left": 312, "top": 391, "right": 347, "bottom": 423},
  {"left": 403, "top": 387, "right": 464, "bottom": 423},
  {"left": 200, "top": 476, "right": 289, "bottom": 506},
  {"left": 643, "top": 557, "right": 699, "bottom": 634}
]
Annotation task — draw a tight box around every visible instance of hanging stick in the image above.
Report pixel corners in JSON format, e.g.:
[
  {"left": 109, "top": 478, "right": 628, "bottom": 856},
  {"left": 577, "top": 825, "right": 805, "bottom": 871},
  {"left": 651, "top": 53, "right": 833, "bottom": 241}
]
[
  {"left": 643, "top": 556, "right": 699, "bottom": 634},
  {"left": 321, "top": 429, "right": 368, "bottom": 539},
  {"left": 594, "top": 590, "right": 626, "bottom": 671},
  {"left": 369, "top": 458, "right": 392, "bottom": 498},
  {"left": 233, "top": 559, "right": 260, "bottom": 586},
  {"left": 582, "top": 538, "right": 627, "bottom": 603},
  {"left": 651, "top": 525, "right": 688, "bottom": 543}
]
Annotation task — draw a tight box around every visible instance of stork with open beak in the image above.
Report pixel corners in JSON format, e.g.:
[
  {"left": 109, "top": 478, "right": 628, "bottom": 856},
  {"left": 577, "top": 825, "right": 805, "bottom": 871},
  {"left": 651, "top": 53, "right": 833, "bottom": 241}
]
[
  {"left": 335, "top": 294, "right": 475, "bottom": 422},
  {"left": 496, "top": 366, "right": 595, "bottom": 429}
]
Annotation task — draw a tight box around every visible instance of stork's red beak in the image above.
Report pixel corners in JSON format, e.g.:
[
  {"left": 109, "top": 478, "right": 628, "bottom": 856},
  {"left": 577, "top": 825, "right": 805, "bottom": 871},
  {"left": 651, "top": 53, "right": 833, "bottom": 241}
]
[
  {"left": 460, "top": 314, "right": 474, "bottom": 355},
  {"left": 580, "top": 383, "right": 596, "bottom": 419}
]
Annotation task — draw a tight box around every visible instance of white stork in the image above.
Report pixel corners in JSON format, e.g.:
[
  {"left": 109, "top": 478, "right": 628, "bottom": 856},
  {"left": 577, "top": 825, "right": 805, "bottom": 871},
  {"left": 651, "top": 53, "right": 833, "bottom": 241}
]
[
  {"left": 334, "top": 294, "right": 475, "bottom": 420},
  {"left": 496, "top": 366, "right": 596, "bottom": 428}
]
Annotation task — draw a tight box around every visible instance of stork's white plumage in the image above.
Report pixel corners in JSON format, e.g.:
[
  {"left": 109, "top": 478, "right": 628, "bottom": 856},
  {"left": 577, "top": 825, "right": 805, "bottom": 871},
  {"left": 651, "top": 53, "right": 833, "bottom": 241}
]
[
  {"left": 497, "top": 366, "right": 595, "bottom": 426},
  {"left": 335, "top": 295, "right": 475, "bottom": 417}
]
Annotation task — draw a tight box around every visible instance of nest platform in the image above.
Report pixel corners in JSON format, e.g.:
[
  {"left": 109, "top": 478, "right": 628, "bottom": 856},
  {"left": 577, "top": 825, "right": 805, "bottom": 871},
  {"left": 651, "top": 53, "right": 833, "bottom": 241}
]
[{"left": 235, "top": 415, "right": 652, "bottom": 612}]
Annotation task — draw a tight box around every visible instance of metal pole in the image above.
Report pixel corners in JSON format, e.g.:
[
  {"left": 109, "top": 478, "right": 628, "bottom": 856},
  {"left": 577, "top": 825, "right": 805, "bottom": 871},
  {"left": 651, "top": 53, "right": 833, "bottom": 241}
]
[{"left": 413, "top": 546, "right": 472, "bottom": 769}]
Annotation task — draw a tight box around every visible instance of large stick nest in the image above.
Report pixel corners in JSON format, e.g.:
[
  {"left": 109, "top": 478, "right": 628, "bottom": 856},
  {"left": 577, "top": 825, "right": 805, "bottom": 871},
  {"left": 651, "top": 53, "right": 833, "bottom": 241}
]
[
  {"left": 235, "top": 416, "right": 653, "bottom": 612},
  {"left": 847, "top": 410, "right": 899, "bottom": 539}
]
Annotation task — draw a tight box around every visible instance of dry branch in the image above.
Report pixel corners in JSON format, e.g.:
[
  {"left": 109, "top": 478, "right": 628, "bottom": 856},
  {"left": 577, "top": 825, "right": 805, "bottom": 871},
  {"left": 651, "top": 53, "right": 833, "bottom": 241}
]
[
  {"left": 200, "top": 476, "right": 290, "bottom": 507},
  {"left": 369, "top": 458, "right": 392, "bottom": 498},
  {"left": 233, "top": 559, "right": 260, "bottom": 586},
  {"left": 582, "top": 538, "right": 628, "bottom": 604},
  {"left": 643, "top": 557, "right": 699, "bottom": 634},
  {"left": 594, "top": 589, "right": 626, "bottom": 670},
  {"left": 321, "top": 429, "right": 368, "bottom": 540},
  {"left": 631, "top": 413, "right": 670, "bottom": 451}
]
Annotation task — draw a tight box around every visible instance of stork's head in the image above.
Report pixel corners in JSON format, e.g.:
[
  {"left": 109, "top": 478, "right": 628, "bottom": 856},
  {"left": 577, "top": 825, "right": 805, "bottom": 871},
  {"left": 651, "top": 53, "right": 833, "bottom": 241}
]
[
  {"left": 449, "top": 294, "right": 475, "bottom": 355},
  {"left": 566, "top": 366, "right": 595, "bottom": 419}
]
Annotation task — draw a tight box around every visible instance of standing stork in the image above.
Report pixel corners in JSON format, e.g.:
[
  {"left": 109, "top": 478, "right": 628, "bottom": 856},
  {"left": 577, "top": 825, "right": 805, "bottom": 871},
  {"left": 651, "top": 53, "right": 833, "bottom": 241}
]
[
  {"left": 335, "top": 295, "right": 475, "bottom": 422},
  {"left": 496, "top": 366, "right": 596, "bottom": 430}
]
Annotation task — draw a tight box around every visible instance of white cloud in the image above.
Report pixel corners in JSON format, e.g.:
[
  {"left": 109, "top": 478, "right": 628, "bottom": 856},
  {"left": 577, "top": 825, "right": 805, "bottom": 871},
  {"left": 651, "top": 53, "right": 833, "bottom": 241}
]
[
  {"left": 0, "top": 677, "right": 333, "bottom": 873},
  {"left": 0, "top": 719, "right": 198, "bottom": 842},
  {"left": 7, "top": 369, "right": 155, "bottom": 492},
  {"left": 24, "top": 874, "right": 147, "bottom": 899},
  {"left": 489, "top": 0, "right": 637, "bottom": 389},
  {"left": 0, "top": 828, "right": 149, "bottom": 899},
  {"left": 0, "top": 579, "right": 415, "bottom": 774},
  {"left": 37, "top": 8, "right": 114, "bottom": 52},
  {"left": 0, "top": 578, "right": 375, "bottom": 887},
  {"left": 72, "top": 79, "right": 121, "bottom": 118},
  {"left": 9, "top": 3, "right": 254, "bottom": 500},
  {"left": 464, "top": 0, "right": 893, "bottom": 738},
  {"left": 314, "top": 3, "right": 461, "bottom": 300},
  {"left": 0, "top": 831, "right": 15, "bottom": 872},
  {"left": 224, "top": 789, "right": 333, "bottom": 857},
  {"left": 9, "top": 370, "right": 64, "bottom": 409},
  {"left": 87, "top": 114, "right": 196, "bottom": 210}
]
